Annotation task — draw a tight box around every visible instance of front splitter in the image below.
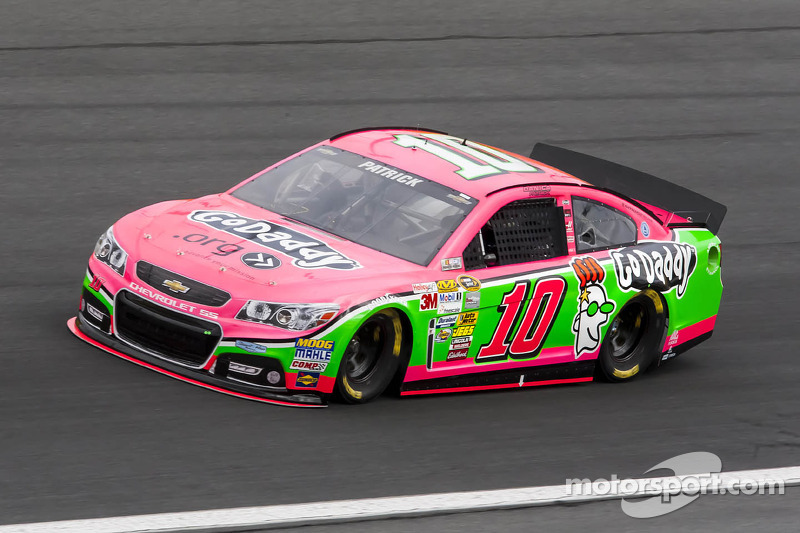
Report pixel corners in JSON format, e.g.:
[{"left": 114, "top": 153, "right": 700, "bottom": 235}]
[{"left": 67, "top": 316, "right": 326, "bottom": 408}]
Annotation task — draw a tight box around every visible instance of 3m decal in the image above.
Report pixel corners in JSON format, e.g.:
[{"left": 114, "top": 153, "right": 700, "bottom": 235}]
[
  {"left": 188, "top": 210, "right": 360, "bottom": 270},
  {"left": 241, "top": 251, "right": 282, "bottom": 270},
  {"left": 412, "top": 282, "right": 437, "bottom": 294},
  {"left": 571, "top": 257, "right": 615, "bottom": 358},
  {"left": 437, "top": 280, "right": 458, "bottom": 293},
  {"left": 436, "top": 315, "right": 458, "bottom": 328},
  {"left": 476, "top": 277, "right": 567, "bottom": 362},
  {"left": 294, "top": 338, "right": 335, "bottom": 361},
  {"left": 453, "top": 325, "right": 475, "bottom": 337},
  {"left": 436, "top": 329, "right": 452, "bottom": 342},
  {"left": 420, "top": 293, "right": 438, "bottom": 311},
  {"left": 610, "top": 241, "right": 696, "bottom": 298},
  {"left": 393, "top": 133, "right": 541, "bottom": 180},
  {"left": 295, "top": 372, "right": 320, "bottom": 388},
  {"left": 235, "top": 340, "right": 267, "bottom": 354},
  {"left": 457, "top": 275, "right": 481, "bottom": 292},
  {"left": 457, "top": 311, "right": 479, "bottom": 326}
]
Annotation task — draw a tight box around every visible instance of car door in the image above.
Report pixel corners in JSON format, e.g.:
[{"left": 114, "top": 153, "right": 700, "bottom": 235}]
[{"left": 426, "top": 188, "right": 572, "bottom": 372}]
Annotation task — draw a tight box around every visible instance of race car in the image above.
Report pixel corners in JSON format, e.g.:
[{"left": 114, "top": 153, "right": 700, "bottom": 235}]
[{"left": 69, "top": 127, "right": 726, "bottom": 407}]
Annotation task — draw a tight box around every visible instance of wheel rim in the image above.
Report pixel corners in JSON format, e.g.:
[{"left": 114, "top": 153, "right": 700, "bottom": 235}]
[
  {"left": 343, "top": 318, "right": 387, "bottom": 382},
  {"left": 607, "top": 302, "right": 647, "bottom": 363}
]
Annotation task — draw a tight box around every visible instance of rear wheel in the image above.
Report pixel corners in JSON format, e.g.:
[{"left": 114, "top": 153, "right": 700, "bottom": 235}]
[
  {"left": 597, "top": 291, "right": 666, "bottom": 382},
  {"left": 337, "top": 309, "right": 404, "bottom": 403}
]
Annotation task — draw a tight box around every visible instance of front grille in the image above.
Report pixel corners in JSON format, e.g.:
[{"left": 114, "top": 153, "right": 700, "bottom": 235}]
[
  {"left": 115, "top": 291, "right": 221, "bottom": 367},
  {"left": 136, "top": 261, "right": 231, "bottom": 307}
]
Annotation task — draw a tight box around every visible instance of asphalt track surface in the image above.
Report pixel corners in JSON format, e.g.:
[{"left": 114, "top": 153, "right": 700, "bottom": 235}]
[{"left": 2, "top": 0, "right": 799, "bottom": 529}]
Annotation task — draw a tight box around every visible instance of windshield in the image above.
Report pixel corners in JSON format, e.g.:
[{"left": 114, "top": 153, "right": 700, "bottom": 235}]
[{"left": 231, "top": 146, "right": 476, "bottom": 265}]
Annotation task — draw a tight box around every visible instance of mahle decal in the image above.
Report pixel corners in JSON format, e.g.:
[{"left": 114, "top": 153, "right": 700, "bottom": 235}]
[
  {"left": 571, "top": 257, "right": 615, "bottom": 359},
  {"left": 610, "top": 242, "right": 696, "bottom": 298}
]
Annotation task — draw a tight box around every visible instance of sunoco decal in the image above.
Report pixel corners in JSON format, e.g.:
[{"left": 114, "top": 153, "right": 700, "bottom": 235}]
[
  {"left": 188, "top": 210, "right": 360, "bottom": 270},
  {"left": 610, "top": 242, "right": 696, "bottom": 298}
]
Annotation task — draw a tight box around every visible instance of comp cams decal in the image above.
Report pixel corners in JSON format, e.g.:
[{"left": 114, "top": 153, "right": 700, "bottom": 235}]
[
  {"left": 571, "top": 257, "right": 615, "bottom": 359},
  {"left": 188, "top": 210, "right": 360, "bottom": 270},
  {"left": 610, "top": 241, "right": 696, "bottom": 298}
]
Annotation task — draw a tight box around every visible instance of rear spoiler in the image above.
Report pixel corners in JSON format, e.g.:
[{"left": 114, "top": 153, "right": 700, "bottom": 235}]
[{"left": 529, "top": 143, "right": 727, "bottom": 235}]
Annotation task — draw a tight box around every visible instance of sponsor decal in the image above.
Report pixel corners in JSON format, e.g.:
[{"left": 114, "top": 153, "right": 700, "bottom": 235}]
[
  {"left": 438, "top": 301, "right": 462, "bottom": 314},
  {"left": 667, "top": 330, "right": 680, "bottom": 348},
  {"left": 411, "top": 282, "right": 437, "bottom": 294},
  {"left": 241, "top": 251, "right": 281, "bottom": 269},
  {"left": 453, "top": 325, "right": 475, "bottom": 337},
  {"left": 128, "top": 282, "right": 219, "bottom": 319},
  {"left": 436, "top": 315, "right": 458, "bottom": 328},
  {"left": 640, "top": 221, "right": 650, "bottom": 238},
  {"left": 420, "top": 292, "right": 438, "bottom": 311},
  {"left": 229, "top": 362, "right": 262, "bottom": 376},
  {"left": 174, "top": 233, "right": 244, "bottom": 257},
  {"left": 89, "top": 275, "right": 104, "bottom": 292},
  {"left": 356, "top": 160, "right": 424, "bottom": 187},
  {"left": 564, "top": 209, "right": 572, "bottom": 218},
  {"left": 439, "top": 292, "right": 462, "bottom": 304},
  {"left": 436, "top": 280, "right": 459, "bottom": 293},
  {"left": 610, "top": 242, "right": 697, "bottom": 298},
  {"left": 524, "top": 185, "right": 551, "bottom": 197},
  {"left": 86, "top": 303, "right": 105, "bottom": 321},
  {"left": 435, "top": 329, "right": 452, "bottom": 342},
  {"left": 457, "top": 311, "right": 479, "bottom": 326},
  {"left": 441, "top": 257, "right": 463, "bottom": 271},
  {"left": 450, "top": 336, "right": 472, "bottom": 350},
  {"left": 290, "top": 359, "right": 328, "bottom": 372},
  {"left": 235, "top": 340, "right": 267, "bottom": 354},
  {"left": 447, "top": 349, "right": 469, "bottom": 361},
  {"left": 464, "top": 292, "right": 481, "bottom": 309},
  {"left": 571, "top": 257, "right": 616, "bottom": 358},
  {"left": 371, "top": 294, "right": 398, "bottom": 306},
  {"left": 567, "top": 235, "right": 575, "bottom": 243},
  {"left": 294, "top": 338, "right": 335, "bottom": 362},
  {"left": 188, "top": 210, "right": 360, "bottom": 270},
  {"left": 295, "top": 372, "right": 320, "bottom": 388},
  {"left": 162, "top": 279, "right": 190, "bottom": 294},
  {"left": 477, "top": 277, "right": 567, "bottom": 362},
  {"left": 457, "top": 275, "right": 481, "bottom": 292}
]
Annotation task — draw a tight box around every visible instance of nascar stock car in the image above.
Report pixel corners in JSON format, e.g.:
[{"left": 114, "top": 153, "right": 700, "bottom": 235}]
[{"left": 69, "top": 127, "right": 726, "bottom": 407}]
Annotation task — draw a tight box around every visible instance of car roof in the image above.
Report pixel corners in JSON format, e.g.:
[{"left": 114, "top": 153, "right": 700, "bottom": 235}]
[{"left": 326, "top": 127, "right": 587, "bottom": 199}]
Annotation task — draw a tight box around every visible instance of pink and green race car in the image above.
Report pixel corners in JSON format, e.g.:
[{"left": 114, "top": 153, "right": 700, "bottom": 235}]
[{"left": 69, "top": 127, "right": 726, "bottom": 407}]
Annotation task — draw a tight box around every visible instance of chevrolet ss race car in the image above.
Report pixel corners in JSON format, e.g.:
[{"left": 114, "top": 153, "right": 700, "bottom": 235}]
[{"left": 69, "top": 127, "right": 726, "bottom": 407}]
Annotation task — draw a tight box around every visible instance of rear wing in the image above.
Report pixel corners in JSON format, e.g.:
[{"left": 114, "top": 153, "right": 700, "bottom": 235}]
[{"left": 530, "top": 143, "right": 727, "bottom": 235}]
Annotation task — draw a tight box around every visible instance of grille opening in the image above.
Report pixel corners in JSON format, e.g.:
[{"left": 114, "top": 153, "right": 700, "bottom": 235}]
[
  {"left": 136, "top": 261, "right": 231, "bottom": 307},
  {"left": 115, "top": 291, "right": 221, "bottom": 367}
]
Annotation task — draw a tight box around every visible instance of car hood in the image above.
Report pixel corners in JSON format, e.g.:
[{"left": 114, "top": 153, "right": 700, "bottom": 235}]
[{"left": 114, "top": 194, "right": 427, "bottom": 306}]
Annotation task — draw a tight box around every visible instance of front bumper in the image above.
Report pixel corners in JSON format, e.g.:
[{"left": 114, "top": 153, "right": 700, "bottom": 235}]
[{"left": 68, "top": 316, "right": 326, "bottom": 408}]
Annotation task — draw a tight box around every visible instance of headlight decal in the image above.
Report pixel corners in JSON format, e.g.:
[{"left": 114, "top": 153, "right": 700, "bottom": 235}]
[
  {"left": 93, "top": 226, "right": 128, "bottom": 276},
  {"left": 236, "top": 301, "right": 339, "bottom": 331}
]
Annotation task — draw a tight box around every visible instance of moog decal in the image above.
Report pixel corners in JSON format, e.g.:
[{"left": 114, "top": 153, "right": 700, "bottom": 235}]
[
  {"left": 610, "top": 241, "right": 696, "bottom": 298},
  {"left": 188, "top": 210, "right": 360, "bottom": 270}
]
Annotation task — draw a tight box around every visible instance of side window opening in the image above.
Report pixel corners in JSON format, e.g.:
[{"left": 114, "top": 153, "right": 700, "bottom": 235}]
[
  {"left": 572, "top": 197, "right": 636, "bottom": 253},
  {"left": 463, "top": 198, "right": 567, "bottom": 270}
]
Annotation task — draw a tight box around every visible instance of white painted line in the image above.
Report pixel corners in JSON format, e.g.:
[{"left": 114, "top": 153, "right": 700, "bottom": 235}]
[{"left": 3, "top": 466, "right": 799, "bottom": 532}]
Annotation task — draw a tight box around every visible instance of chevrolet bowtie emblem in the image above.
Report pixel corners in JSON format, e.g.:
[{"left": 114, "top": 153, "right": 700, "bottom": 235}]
[{"left": 162, "top": 279, "right": 190, "bottom": 293}]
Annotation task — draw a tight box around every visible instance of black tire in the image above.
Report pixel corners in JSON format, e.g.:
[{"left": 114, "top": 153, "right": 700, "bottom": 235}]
[
  {"left": 597, "top": 290, "right": 666, "bottom": 382},
  {"left": 336, "top": 308, "right": 404, "bottom": 403}
]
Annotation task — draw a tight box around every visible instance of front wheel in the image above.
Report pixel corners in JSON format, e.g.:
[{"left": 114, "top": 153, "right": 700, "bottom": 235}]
[
  {"left": 597, "top": 291, "right": 666, "bottom": 382},
  {"left": 336, "top": 309, "right": 404, "bottom": 403}
]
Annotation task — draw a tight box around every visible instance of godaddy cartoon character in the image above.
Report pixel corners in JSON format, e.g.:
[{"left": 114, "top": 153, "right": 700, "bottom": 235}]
[{"left": 572, "top": 257, "right": 615, "bottom": 358}]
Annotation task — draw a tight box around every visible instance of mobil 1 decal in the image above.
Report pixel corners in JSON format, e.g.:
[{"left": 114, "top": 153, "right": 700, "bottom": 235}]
[
  {"left": 610, "top": 241, "right": 696, "bottom": 298},
  {"left": 392, "top": 133, "right": 542, "bottom": 180},
  {"left": 476, "top": 277, "right": 567, "bottom": 363},
  {"left": 571, "top": 257, "right": 615, "bottom": 358},
  {"left": 188, "top": 210, "right": 360, "bottom": 270}
]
